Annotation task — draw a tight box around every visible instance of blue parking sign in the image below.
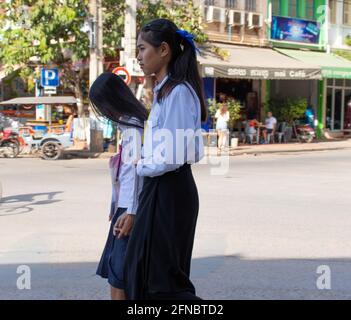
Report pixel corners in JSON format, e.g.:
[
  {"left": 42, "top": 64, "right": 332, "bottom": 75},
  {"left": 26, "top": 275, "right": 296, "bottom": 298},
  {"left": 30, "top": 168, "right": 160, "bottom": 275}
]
[{"left": 41, "top": 68, "right": 59, "bottom": 87}]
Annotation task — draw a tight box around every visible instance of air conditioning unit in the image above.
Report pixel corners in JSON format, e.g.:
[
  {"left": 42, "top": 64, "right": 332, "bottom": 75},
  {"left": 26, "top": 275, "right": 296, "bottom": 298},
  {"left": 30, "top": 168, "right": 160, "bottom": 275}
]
[
  {"left": 228, "top": 10, "right": 245, "bottom": 26},
  {"left": 253, "top": 13, "right": 263, "bottom": 27},
  {"left": 247, "top": 12, "right": 263, "bottom": 28},
  {"left": 206, "top": 6, "right": 226, "bottom": 23}
]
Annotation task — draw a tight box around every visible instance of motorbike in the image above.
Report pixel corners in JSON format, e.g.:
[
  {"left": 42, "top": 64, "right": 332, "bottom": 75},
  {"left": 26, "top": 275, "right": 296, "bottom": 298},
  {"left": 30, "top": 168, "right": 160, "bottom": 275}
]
[
  {"left": 295, "top": 123, "right": 316, "bottom": 143},
  {"left": 0, "top": 127, "right": 20, "bottom": 158}
]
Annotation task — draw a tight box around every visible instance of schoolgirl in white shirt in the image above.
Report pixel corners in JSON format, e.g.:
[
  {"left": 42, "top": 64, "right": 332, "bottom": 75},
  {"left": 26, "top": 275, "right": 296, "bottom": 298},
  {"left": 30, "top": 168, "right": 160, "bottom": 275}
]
[{"left": 89, "top": 72, "right": 146, "bottom": 300}]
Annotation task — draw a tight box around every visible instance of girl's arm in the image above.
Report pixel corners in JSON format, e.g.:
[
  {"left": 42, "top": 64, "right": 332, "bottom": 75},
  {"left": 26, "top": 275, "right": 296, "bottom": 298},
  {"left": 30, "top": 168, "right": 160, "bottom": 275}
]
[
  {"left": 215, "top": 109, "right": 220, "bottom": 119},
  {"left": 118, "top": 126, "right": 143, "bottom": 215}
]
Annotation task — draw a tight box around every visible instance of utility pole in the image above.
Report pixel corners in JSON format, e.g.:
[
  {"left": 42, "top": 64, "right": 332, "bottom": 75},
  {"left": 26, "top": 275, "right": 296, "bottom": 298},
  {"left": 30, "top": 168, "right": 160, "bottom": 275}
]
[
  {"left": 122, "top": 0, "right": 137, "bottom": 66},
  {"left": 89, "top": 0, "right": 103, "bottom": 85},
  {"left": 89, "top": 0, "right": 104, "bottom": 152}
]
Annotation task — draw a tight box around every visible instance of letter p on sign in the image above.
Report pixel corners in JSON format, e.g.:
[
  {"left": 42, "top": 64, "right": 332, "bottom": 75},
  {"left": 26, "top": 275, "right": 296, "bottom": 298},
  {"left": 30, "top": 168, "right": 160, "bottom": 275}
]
[{"left": 41, "top": 68, "right": 59, "bottom": 87}]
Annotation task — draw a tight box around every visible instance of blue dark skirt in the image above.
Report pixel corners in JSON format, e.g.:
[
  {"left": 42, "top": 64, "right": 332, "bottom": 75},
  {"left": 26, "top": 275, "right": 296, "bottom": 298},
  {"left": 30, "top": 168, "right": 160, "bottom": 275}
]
[
  {"left": 96, "top": 207, "right": 129, "bottom": 289},
  {"left": 124, "top": 164, "right": 201, "bottom": 300}
]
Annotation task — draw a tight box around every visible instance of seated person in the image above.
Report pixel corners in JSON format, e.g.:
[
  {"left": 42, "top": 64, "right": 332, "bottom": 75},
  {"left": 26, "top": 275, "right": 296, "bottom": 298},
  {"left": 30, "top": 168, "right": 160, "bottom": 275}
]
[
  {"left": 262, "top": 111, "right": 277, "bottom": 143},
  {"left": 246, "top": 119, "right": 258, "bottom": 135}
]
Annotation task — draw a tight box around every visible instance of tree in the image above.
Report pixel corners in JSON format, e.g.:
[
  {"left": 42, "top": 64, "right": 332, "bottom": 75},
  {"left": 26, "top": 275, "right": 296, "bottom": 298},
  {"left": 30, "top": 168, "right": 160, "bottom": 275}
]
[
  {"left": 266, "top": 97, "right": 308, "bottom": 139},
  {"left": 137, "top": 0, "right": 207, "bottom": 43},
  {"left": 0, "top": 0, "right": 126, "bottom": 118},
  {"left": 0, "top": 0, "right": 207, "bottom": 117}
]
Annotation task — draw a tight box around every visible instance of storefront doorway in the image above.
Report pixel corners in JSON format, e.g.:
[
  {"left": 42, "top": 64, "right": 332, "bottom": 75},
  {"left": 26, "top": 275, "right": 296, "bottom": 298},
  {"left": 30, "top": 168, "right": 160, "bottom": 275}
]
[
  {"left": 326, "top": 79, "right": 351, "bottom": 131},
  {"left": 216, "top": 78, "right": 259, "bottom": 120}
]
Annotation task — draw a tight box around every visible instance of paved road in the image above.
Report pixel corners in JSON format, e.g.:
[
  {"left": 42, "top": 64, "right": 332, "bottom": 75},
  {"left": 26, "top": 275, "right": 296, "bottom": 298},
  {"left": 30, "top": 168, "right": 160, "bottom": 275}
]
[{"left": 1, "top": 150, "right": 351, "bottom": 299}]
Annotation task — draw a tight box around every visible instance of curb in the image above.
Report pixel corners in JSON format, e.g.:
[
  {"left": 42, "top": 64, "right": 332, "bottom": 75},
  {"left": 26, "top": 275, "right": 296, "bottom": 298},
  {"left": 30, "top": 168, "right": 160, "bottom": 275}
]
[
  {"left": 63, "top": 150, "right": 114, "bottom": 159},
  {"left": 229, "top": 146, "right": 351, "bottom": 156}
]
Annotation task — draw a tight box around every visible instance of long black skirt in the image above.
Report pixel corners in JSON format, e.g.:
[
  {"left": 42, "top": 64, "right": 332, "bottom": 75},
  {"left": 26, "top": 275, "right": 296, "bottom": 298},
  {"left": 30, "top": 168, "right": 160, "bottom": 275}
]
[{"left": 124, "top": 164, "right": 200, "bottom": 300}]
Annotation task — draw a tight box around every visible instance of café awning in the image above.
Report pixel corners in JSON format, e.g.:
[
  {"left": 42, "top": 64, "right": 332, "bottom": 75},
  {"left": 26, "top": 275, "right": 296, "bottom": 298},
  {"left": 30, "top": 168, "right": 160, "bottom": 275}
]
[
  {"left": 276, "top": 48, "right": 351, "bottom": 79},
  {"left": 197, "top": 44, "right": 322, "bottom": 80},
  {"left": 0, "top": 96, "right": 77, "bottom": 105}
]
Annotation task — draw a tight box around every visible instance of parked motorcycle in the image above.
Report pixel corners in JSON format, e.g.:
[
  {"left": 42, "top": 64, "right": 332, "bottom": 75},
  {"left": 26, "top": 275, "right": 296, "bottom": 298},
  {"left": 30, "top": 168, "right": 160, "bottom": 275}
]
[
  {"left": 0, "top": 127, "right": 20, "bottom": 158},
  {"left": 295, "top": 123, "right": 316, "bottom": 143}
]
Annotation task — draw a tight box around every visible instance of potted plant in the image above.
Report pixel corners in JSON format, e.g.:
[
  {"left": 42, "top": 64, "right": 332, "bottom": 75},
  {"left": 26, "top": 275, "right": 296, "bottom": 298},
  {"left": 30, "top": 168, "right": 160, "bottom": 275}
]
[
  {"left": 226, "top": 98, "right": 242, "bottom": 130},
  {"left": 266, "top": 97, "right": 308, "bottom": 141}
]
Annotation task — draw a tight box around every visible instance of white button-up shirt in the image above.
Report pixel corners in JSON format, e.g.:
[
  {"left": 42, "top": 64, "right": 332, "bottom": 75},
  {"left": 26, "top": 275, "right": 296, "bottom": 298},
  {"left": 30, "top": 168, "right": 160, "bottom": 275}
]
[
  {"left": 112, "top": 117, "right": 143, "bottom": 215},
  {"left": 137, "top": 76, "right": 204, "bottom": 177}
]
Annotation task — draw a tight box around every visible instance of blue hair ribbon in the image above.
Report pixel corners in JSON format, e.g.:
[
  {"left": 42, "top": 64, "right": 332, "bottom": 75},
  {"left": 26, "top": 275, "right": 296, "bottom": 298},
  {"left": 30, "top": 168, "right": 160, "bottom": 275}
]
[{"left": 176, "top": 29, "right": 200, "bottom": 54}]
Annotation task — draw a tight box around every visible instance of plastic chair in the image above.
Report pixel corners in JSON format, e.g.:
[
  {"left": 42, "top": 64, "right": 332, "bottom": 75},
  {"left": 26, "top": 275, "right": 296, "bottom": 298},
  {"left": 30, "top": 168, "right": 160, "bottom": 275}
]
[
  {"left": 275, "top": 122, "right": 287, "bottom": 143},
  {"left": 244, "top": 122, "right": 258, "bottom": 144}
]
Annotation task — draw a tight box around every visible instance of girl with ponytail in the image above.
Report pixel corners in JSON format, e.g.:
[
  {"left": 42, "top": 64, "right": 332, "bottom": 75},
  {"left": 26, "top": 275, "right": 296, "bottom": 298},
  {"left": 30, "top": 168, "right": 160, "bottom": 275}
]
[{"left": 124, "top": 18, "right": 206, "bottom": 300}]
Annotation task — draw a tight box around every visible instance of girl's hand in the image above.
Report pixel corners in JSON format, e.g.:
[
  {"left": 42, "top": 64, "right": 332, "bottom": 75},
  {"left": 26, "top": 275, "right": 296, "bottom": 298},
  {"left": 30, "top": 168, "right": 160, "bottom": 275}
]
[{"left": 113, "top": 213, "right": 135, "bottom": 238}]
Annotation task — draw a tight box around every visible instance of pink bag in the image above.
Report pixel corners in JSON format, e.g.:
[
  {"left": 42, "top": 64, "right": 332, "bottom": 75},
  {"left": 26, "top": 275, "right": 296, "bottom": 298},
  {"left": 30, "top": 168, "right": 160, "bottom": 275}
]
[{"left": 109, "top": 144, "right": 123, "bottom": 208}]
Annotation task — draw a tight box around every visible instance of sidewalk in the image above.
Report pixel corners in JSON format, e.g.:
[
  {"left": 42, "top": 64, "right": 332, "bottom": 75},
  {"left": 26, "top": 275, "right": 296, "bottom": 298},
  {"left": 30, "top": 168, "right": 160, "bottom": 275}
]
[
  {"left": 61, "top": 138, "right": 351, "bottom": 159},
  {"left": 228, "top": 138, "right": 351, "bottom": 156}
]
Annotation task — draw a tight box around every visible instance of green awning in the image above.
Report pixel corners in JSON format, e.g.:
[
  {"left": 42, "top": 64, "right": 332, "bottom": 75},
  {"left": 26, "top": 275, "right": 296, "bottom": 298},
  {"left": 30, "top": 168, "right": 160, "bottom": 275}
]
[
  {"left": 197, "top": 44, "right": 322, "bottom": 80},
  {"left": 276, "top": 48, "right": 351, "bottom": 79}
]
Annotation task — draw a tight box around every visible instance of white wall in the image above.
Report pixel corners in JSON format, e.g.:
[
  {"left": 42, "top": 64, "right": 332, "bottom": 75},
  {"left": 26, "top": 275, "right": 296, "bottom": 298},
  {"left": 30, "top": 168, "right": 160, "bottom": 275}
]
[{"left": 329, "top": 0, "right": 351, "bottom": 50}]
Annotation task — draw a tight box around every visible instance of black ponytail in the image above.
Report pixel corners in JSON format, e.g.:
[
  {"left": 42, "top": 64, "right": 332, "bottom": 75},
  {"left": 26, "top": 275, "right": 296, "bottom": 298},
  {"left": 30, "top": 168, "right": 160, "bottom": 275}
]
[{"left": 140, "top": 19, "right": 207, "bottom": 122}]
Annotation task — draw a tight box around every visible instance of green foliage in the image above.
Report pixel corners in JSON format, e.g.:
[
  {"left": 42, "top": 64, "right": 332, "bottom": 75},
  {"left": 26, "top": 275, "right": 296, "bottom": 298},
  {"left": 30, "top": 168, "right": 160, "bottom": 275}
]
[
  {"left": 102, "top": 0, "right": 125, "bottom": 57},
  {"left": 226, "top": 98, "right": 241, "bottom": 129},
  {"left": 334, "top": 49, "right": 351, "bottom": 61},
  {"left": 207, "top": 97, "right": 241, "bottom": 129},
  {"left": 346, "top": 35, "right": 351, "bottom": 47},
  {"left": 0, "top": 0, "right": 90, "bottom": 103},
  {"left": 0, "top": 0, "right": 207, "bottom": 107},
  {"left": 137, "top": 0, "right": 207, "bottom": 43},
  {"left": 207, "top": 98, "right": 218, "bottom": 118},
  {"left": 266, "top": 97, "right": 307, "bottom": 124}
]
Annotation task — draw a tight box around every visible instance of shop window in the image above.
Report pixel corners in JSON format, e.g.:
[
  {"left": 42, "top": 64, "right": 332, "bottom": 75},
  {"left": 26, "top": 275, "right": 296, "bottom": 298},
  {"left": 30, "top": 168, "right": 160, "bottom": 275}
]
[
  {"left": 344, "top": 89, "right": 351, "bottom": 130},
  {"left": 327, "top": 79, "right": 334, "bottom": 86},
  {"left": 334, "top": 89, "right": 342, "bottom": 130},
  {"left": 345, "top": 79, "right": 351, "bottom": 87},
  {"left": 245, "top": 0, "right": 256, "bottom": 12},
  {"left": 344, "top": 1, "right": 351, "bottom": 26},
  {"left": 326, "top": 88, "right": 333, "bottom": 130},
  {"left": 335, "top": 79, "right": 344, "bottom": 87},
  {"left": 329, "top": 0, "right": 337, "bottom": 24},
  {"left": 272, "top": 0, "right": 280, "bottom": 16},
  {"left": 306, "top": 0, "right": 314, "bottom": 20}
]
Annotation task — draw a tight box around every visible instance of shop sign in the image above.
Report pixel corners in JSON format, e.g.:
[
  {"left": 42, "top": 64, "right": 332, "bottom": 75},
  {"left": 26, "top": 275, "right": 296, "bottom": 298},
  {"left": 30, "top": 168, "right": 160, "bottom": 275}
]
[
  {"left": 223, "top": 67, "right": 320, "bottom": 79},
  {"left": 271, "top": 16, "right": 320, "bottom": 45}
]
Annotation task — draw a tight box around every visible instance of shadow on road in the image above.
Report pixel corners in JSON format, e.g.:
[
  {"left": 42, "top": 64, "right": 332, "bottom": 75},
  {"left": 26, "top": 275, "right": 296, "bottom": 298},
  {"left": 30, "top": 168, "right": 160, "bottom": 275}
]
[
  {"left": 1, "top": 255, "right": 351, "bottom": 300},
  {"left": 0, "top": 191, "right": 63, "bottom": 216}
]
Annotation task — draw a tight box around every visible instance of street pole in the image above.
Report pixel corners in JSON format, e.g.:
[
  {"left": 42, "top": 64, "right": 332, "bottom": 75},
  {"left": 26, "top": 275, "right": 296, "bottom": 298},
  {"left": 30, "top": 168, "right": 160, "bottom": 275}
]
[
  {"left": 115, "top": 0, "right": 137, "bottom": 151},
  {"left": 122, "top": 0, "right": 137, "bottom": 65},
  {"left": 89, "top": 0, "right": 104, "bottom": 152},
  {"left": 89, "top": 0, "right": 103, "bottom": 86}
]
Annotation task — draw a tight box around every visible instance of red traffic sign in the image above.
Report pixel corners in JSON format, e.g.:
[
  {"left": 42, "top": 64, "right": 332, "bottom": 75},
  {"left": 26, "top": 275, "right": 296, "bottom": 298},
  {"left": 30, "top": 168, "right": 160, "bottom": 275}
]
[{"left": 112, "top": 67, "right": 131, "bottom": 85}]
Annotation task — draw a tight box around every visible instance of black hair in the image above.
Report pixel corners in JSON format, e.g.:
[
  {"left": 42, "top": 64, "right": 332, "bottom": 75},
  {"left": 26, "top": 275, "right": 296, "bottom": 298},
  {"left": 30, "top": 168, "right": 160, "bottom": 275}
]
[
  {"left": 88, "top": 72, "right": 148, "bottom": 129},
  {"left": 140, "top": 18, "right": 207, "bottom": 122}
]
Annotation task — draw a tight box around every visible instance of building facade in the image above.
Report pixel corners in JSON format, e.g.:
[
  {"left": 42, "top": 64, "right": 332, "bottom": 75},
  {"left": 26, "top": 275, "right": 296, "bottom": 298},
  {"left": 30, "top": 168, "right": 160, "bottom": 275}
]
[
  {"left": 328, "top": 0, "right": 351, "bottom": 132},
  {"left": 266, "top": 0, "right": 351, "bottom": 137},
  {"left": 196, "top": 0, "right": 324, "bottom": 133}
]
